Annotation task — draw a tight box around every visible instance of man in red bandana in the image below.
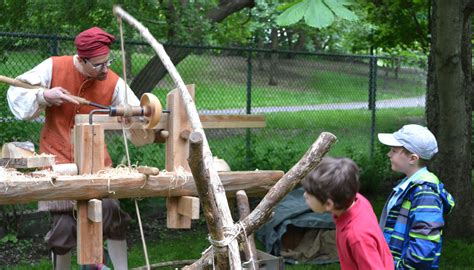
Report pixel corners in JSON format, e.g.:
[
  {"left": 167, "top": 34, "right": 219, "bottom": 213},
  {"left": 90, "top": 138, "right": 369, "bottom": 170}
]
[{"left": 7, "top": 27, "right": 134, "bottom": 270}]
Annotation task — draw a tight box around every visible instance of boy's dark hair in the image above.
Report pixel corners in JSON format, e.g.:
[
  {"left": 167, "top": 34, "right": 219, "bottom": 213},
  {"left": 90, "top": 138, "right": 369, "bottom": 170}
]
[{"left": 302, "top": 157, "right": 360, "bottom": 210}]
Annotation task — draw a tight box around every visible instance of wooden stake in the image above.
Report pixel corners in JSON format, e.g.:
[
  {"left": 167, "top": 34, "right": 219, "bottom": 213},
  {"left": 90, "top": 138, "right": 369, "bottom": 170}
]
[{"left": 236, "top": 190, "right": 258, "bottom": 270}]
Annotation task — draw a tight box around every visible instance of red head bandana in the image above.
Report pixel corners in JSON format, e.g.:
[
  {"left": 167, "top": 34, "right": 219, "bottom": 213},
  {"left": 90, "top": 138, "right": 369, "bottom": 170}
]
[{"left": 74, "top": 27, "right": 115, "bottom": 58}]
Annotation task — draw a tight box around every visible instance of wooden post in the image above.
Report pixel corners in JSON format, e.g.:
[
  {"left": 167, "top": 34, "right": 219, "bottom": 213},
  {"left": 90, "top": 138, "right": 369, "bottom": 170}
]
[
  {"left": 236, "top": 190, "right": 258, "bottom": 270},
  {"left": 165, "top": 85, "right": 199, "bottom": 229},
  {"left": 74, "top": 124, "right": 104, "bottom": 265},
  {"left": 165, "top": 84, "right": 194, "bottom": 172}
]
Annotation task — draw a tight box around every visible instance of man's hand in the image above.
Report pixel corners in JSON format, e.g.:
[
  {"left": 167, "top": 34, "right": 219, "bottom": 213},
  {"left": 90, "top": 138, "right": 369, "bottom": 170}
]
[{"left": 43, "top": 87, "right": 80, "bottom": 106}]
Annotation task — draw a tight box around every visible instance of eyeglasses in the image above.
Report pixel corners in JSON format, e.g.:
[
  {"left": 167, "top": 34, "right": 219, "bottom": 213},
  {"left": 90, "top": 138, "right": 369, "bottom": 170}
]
[{"left": 84, "top": 58, "right": 114, "bottom": 70}]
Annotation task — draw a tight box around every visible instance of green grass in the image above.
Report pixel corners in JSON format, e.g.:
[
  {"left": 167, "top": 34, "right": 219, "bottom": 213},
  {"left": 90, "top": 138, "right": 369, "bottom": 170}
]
[{"left": 145, "top": 55, "right": 425, "bottom": 110}]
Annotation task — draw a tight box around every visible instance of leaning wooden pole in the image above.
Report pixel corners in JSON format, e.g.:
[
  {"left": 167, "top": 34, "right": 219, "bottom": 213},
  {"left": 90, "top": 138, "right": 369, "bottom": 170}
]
[
  {"left": 185, "top": 132, "right": 337, "bottom": 269},
  {"left": 113, "top": 6, "right": 241, "bottom": 268},
  {"left": 240, "top": 132, "right": 337, "bottom": 234},
  {"left": 236, "top": 190, "right": 258, "bottom": 270}
]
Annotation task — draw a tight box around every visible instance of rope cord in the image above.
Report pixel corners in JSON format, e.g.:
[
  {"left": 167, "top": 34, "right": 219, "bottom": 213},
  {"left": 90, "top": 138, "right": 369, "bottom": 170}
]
[{"left": 118, "top": 17, "right": 150, "bottom": 270}]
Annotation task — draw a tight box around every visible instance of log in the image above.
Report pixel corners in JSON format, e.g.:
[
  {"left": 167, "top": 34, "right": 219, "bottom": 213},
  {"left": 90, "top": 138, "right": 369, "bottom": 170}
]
[
  {"left": 0, "top": 170, "right": 283, "bottom": 205},
  {"left": 184, "top": 132, "right": 337, "bottom": 269}
]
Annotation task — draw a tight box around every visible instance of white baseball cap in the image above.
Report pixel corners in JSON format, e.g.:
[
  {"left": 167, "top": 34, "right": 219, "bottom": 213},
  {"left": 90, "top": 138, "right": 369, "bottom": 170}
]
[{"left": 378, "top": 124, "right": 438, "bottom": 160}]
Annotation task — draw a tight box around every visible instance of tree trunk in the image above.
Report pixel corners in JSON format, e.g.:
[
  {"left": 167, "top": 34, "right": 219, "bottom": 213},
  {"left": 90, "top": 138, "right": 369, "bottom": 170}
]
[
  {"left": 130, "top": 0, "right": 255, "bottom": 96},
  {"left": 256, "top": 29, "right": 265, "bottom": 71},
  {"left": 286, "top": 28, "right": 293, "bottom": 58},
  {"left": 268, "top": 27, "right": 278, "bottom": 86},
  {"left": 428, "top": 0, "right": 474, "bottom": 237},
  {"left": 293, "top": 29, "right": 306, "bottom": 52}
]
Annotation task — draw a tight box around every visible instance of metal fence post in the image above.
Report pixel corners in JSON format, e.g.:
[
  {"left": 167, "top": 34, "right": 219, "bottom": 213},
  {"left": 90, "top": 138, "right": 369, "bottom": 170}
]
[
  {"left": 50, "top": 35, "right": 58, "bottom": 56},
  {"left": 368, "top": 54, "right": 377, "bottom": 159},
  {"left": 245, "top": 47, "right": 253, "bottom": 168}
]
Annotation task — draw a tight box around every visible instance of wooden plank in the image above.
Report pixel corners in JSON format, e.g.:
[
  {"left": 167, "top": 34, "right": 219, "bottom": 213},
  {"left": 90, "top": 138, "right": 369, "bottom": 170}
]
[
  {"left": 74, "top": 123, "right": 104, "bottom": 265},
  {"left": 75, "top": 113, "right": 169, "bottom": 131},
  {"left": 0, "top": 170, "right": 284, "bottom": 204},
  {"left": 177, "top": 196, "right": 200, "bottom": 219},
  {"left": 0, "top": 155, "right": 55, "bottom": 168},
  {"left": 200, "top": 115, "right": 266, "bottom": 129}
]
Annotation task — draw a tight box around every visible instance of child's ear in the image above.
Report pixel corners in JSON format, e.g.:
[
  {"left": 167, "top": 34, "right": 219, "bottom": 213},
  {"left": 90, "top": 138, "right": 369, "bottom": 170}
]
[
  {"left": 409, "top": 154, "right": 420, "bottom": 164},
  {"left": 324, "top": 199, "right": 335, "bottom": 211}
]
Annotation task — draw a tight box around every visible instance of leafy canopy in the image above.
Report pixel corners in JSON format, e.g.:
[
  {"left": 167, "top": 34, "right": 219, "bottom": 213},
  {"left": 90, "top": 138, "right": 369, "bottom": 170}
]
[{"left": 276, "top": 0, "right": 358, "bottom": 28}]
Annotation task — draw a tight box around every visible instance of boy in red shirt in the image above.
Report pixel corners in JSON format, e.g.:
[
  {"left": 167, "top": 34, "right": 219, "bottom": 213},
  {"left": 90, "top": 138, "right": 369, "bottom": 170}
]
[{"left": 302, "top": 157, "right": 393, "bottom": 270}]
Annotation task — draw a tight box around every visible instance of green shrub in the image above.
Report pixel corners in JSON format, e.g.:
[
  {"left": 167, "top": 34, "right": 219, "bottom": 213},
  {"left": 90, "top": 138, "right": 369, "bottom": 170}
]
[{"left": 345, "top": 144, "right": 396, "bottom": 195}]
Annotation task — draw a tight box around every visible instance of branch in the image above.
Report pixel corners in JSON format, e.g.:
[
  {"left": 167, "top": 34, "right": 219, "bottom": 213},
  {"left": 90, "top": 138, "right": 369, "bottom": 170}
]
[
  {"left": 113, "top": 6, "right": 242, "bottom": 268},
  {"left": 184, "top": 132, "right": 337, "bottom": 269},
  {"left": 188, "top": 131, "right": 229, "bottom": 269},
  {"left": 206, "top": 0, "right": 255, "bottom": 23}
]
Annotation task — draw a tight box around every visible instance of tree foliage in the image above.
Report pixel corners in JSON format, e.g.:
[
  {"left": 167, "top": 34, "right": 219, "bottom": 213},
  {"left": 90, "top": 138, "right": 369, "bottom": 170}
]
[{"left": 276, "top": 0, "right": 358, "bottom": 28}]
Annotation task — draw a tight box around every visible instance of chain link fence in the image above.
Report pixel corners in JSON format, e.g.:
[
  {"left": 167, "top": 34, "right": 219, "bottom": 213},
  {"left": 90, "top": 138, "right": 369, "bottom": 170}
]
[{"left": 0, "top": 31, "right": 427, "bottom": 173}]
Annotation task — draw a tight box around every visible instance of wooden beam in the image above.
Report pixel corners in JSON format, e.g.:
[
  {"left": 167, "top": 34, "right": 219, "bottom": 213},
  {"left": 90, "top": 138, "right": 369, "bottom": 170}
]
[
  {"left": 165, "top": 85, "right": 194, "bottom": 228},
  {"left": 200, "top": 115, "right": 265, "bottom": 129},
  {"left": 165, "top": 85, "right": 194, "bottom": 172},
  {"left": 77, "top": 200, "right": 103, "bottom": 264},
  {"left": 74, "top": 113, "right": 265, "bottom": 130},
  {"left": 73, "top": 123, "right": 104, "bottom": 265},
  {"left": 0, "top": 170, "right": 283, "bottom": 204},
  {"left": 75, "top": 113, "right": 169, "bottom": 131}
]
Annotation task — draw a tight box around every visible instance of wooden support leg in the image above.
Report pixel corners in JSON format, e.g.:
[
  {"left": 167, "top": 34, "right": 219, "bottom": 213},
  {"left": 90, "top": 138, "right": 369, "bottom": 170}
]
[
  {"left": 166, "top": 85, "right": 198, "bottom": 229},
  {"left": 77, "top": 199, "right": 103, "bottom": 264},
  {"left": 74, "top": 124, "right": 105, "bottom": 264}
]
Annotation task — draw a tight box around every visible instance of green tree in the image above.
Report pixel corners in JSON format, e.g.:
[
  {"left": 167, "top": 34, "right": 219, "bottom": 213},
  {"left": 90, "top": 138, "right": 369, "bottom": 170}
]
[{"left": 360, "top": 0, "right": 429, "bottom": 54}]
